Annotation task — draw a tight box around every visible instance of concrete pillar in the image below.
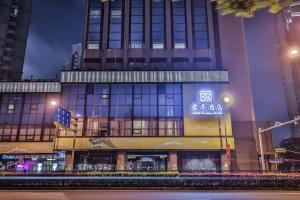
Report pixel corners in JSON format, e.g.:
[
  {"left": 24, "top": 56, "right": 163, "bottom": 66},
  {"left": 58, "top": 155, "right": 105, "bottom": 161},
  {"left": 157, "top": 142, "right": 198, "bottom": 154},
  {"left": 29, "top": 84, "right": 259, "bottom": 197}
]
[
  {"left": 116, "top": 151, "right": 126, "bottom": 171},
  {"left": 64, "top": 152, "right": 73, "bottom": 171},
  {"left": 123, "top": 0, "right": 130, "bottom": 67},
  {"left": 168, "top": 151, "right": 178, "bottom": 171},
  {"left": 144, "top": 0, "right": 151, "bottom": 65},
  {"left": 165, "top": 0, "right": 172, "bottom": 67}
]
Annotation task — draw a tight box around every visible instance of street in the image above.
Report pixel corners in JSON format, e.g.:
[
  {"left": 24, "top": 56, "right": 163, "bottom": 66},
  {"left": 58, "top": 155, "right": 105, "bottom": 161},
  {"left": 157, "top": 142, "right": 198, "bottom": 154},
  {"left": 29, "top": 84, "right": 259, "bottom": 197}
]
[{"left": 0, "top": 191, "right": 300, "bottom": 200}]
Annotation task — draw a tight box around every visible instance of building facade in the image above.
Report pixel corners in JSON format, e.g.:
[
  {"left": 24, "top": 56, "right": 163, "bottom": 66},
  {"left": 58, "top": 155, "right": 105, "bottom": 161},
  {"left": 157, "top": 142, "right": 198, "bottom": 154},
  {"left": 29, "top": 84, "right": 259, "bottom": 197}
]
[
  {"left": 0, "top": 0, "right": 32, "bottom": 81},
  {"left": 0, "top": 0, "right": 258, "bottom": 172}
]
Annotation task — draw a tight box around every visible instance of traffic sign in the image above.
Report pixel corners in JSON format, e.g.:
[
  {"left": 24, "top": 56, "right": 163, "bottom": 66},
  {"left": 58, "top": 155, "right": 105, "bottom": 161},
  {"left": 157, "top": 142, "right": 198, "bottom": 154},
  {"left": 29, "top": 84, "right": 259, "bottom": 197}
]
[
  {"left": 54, "top": 107, "right": 71, "bottom": 128},
  {"left": 275, "top": 148, "right": 287, "bottom": 153},
  {"left": 269, "top": 158, "right": 284, "bottom": 164}
]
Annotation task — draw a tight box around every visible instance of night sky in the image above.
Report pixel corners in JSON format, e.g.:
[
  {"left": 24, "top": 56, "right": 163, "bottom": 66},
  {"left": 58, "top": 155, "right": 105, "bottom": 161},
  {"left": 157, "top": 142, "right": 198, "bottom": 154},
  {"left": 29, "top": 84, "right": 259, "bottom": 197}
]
[{"left": 23, "top": 0, "right": 291, "bottom": 145}]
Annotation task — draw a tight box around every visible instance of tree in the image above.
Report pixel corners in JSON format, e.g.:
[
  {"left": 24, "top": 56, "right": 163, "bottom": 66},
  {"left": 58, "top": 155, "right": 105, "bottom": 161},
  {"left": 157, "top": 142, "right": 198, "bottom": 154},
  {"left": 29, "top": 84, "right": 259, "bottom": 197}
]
[{"left": 212, "top": 0, "right": 293, "bottom": 17}]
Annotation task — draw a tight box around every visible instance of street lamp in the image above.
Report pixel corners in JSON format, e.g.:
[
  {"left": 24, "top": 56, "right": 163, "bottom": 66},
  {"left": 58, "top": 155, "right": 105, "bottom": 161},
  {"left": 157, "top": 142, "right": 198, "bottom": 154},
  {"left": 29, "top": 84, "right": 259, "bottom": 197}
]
[
  {"left": 223, "top": 96, "right": 231, "bottom": 104},
  {"left": 50, "top": 100, "right": 57, "bottom": 106},
  {"left": 258, "top": 116, "right": 300, "bottom": 172},
  {"left": 49, "top": 101, "right": 79, "bottom": 171},
  {"left": 221, "top": 93, "right": 232, "bottom": 171},
  {"left": 288, "top": 47, "right": 300, "bottom": 57}
]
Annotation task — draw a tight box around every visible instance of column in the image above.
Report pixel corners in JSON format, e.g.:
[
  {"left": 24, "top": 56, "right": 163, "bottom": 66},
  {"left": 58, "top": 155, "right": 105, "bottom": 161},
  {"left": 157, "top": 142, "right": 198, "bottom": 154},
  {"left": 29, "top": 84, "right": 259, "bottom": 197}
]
[
  {"left": 116, "top": 151, "right": 126, "bottom": 171},
  {"left": 123, "top": 0, "right": 130, "bottom": 67},
  {"left": 165, "top": 0, "right": 172, "bottom": 66},
  {"left": 64, "top": 152, "right": 73, "bottom": 171},
  {"left": 168, "top": 151, "right": 178, "bottom": 171},
  {"left": 185, "top": 0, "right": 194, "bottom": 68},
  {"left": 144, "top": 0, "right": 151, "bottom": 65}
]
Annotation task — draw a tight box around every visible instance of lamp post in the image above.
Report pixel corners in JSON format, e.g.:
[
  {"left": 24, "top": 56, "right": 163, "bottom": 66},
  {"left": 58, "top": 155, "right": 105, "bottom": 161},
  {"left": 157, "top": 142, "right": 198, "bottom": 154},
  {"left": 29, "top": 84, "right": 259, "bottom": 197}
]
[
  {"left": 258, "top": 116, "right": 300, "bottom": 172},
  {"left": 222, "top": 95, "right": 232, "bottom": 171},
  {"left": 50, "top": 100, "right": 79, "bottom": 171}
]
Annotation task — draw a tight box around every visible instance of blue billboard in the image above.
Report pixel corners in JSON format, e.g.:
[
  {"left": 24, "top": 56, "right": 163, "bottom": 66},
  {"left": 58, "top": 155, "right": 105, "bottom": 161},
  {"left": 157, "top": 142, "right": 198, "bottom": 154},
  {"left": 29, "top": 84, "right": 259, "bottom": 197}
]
[{"left": 54, "top": 107, "right": 71, "bottom": 128}]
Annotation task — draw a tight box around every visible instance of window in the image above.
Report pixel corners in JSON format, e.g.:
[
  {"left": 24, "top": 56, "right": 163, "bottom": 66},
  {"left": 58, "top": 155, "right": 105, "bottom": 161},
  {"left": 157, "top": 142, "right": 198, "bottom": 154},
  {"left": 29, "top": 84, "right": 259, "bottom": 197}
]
[
  {"left": 61, "top": 85, "right": 85, "bottom": 137},
  {"left": 30, "top": 104, "right": 38, "bottom": 113},
  {"left": 19, "top": 125, "right": 41, "bottom": 142},
  {"left": 0, "top": 125, "right": 18, "bottom": 141},
  {"left": 192, "top": 0, "right": 209, "bottom": 48},
  {"left": 86, "top": 84, "right": 110, "bottom": 137},
  {"left": 10, "top": 6, "right": 19, "bottom": 17},
  {"left": 158, "top": 84, "right": 183, "bottom": 136},
  {"left": 108, "top": 0, "right": 124, "bottom": 48},
  {"left": 0, "top": 94, "right": 22, "bottom": 141},
  {"left": 171, "top": 0, "right": 187, "bottom": 49},
  {"left": 151, "top": 0, "right": 165, "bottom": 49},
  {"left": 130, "top": 0, "right": 144, "bottom": 48},
  {"left": 133, "top": 84, "right": 158, "bottom": 136},
  {"left": 7, "top": 104, "right": 15, "bottom": 113},
  {"left": 110, "top": 84, "right": 132, "bottom": 136},
  {"left": 87, "top": 0, "right": 103, "bottom": 49}
]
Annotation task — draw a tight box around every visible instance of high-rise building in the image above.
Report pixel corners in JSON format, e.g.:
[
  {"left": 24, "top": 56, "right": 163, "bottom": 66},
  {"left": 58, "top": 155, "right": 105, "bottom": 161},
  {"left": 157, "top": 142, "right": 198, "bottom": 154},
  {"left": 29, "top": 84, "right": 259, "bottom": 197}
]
[
  {"left": 0, "top": 0, "right": 32, "bottom": 80},
  {"left": 0, "top": 0, "right": 259, "bottom": 172}
]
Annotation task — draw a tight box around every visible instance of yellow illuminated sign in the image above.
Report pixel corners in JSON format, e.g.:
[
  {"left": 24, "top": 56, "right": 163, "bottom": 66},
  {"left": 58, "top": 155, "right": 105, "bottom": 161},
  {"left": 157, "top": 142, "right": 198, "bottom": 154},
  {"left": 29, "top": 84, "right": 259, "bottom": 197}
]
[{"left": 55, "top": 137, "right": 235, "bottom": 150}]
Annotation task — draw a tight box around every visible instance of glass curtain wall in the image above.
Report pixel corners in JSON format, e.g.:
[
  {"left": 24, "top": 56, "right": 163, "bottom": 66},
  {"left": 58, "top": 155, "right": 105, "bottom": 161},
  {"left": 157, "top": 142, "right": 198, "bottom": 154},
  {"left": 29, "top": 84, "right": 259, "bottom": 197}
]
[
  {"left": 0, "top": 94, "right": 23, "bottom": 141},
  {"left": 171, "top": 0, "right": 187, "bottom": 49},
  {"left": 87, "top": 0, "right": 103, "bottom": 49},
  {"left": 192, "top": 0, "right": 209, "bottom": 49},
  {"left": 158, "top": 84, "right": 183, "bottom": 136},
  {"left": 61, "top": 85, "right": 85, "bottom": 137},
  {"left": 130, "top": 0, "right": 144, "bottom": 48},
  {"left": 19, "top": 94, "right": 45, "bottom": 142},
  {"left": 133, "top": 84, "right": 158, "bottom": 136},
  {"left": 110, "top": 84, "right": 133, "bottom": 136},
  {"left": 108, "top": 0, "right": 124, "bottom": 48},
  {"left": 151, "top": 0, "right": 165, "bottom": 49},
  {"left": 43, "top": 94, "right": 60, "bottom": 141},
  {"left": 86, "top": 84, "right": 110, "bottom": 136}
]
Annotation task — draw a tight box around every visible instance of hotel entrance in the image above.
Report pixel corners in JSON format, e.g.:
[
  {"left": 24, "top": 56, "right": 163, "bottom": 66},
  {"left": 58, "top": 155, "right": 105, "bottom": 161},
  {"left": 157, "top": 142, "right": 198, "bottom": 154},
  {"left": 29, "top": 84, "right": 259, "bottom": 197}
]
[{"left": 126, "top": 152, "right": 168, "bottom": 171}]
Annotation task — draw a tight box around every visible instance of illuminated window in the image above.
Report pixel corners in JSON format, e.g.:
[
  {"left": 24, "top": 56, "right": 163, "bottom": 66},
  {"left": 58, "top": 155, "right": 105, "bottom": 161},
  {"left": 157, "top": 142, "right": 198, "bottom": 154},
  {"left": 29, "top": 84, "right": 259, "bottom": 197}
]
[
  {"left": 151, "top": 0, "right": 165, "bottom": 49},
  {"left": 192, "top": 0, "right": 209, "bottom": 48},
  {"left": 7, "top": 104, "right": 15, "bottom": 113},
  {"left": 87, "top": 0, "right": 103, "bottom": 49},
  {"left": 108, "top": 0, "right": 124, "bottom": 48},
  {"left": 130, "top": 0, "right": 144, "bottom": 48},
  {"left": 171, "top": 0, "right": 187, "bottom": 49}
]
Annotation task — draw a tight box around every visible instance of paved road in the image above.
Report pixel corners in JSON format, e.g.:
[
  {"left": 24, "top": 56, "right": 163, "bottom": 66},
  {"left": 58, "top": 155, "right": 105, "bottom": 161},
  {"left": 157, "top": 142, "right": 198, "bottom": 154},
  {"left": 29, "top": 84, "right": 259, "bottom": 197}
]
[{"left": 0, "top": 191, "right": 300, "bottom": 200}]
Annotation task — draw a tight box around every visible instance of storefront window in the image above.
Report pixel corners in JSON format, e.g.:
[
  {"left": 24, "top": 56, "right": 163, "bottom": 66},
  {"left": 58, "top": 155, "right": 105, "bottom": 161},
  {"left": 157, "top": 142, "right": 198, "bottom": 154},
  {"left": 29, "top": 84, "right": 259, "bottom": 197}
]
[
  {"left": 0, "top": 153, "right": 65, "bottom": 172},
  {"left": 75, "top": 152, "right": 116, "bottom": 171},
  {"left": 127, "top": 153, "right": 167, "bottom": 171},
  {"left": 178, "top": 152, "right": 221, "bottom": 171}
]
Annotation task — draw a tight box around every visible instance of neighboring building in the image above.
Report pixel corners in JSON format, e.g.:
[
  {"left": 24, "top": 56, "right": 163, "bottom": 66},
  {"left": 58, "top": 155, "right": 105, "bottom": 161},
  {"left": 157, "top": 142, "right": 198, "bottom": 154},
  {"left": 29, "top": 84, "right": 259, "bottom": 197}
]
[
  {"left": 256, "top": 121, "right": 276, "bottom": 171},
  {"left": 0, "top": 0, "right": 32, "bottom": 80},
  {"left": 284, "top": 7, "right": 300, "bottom": 138},
  {"left": 0, "top": 0, "right": 258, "bottom": 172},
  {"left": 64, "top": 43, "right": 83, "bottom": 70}
]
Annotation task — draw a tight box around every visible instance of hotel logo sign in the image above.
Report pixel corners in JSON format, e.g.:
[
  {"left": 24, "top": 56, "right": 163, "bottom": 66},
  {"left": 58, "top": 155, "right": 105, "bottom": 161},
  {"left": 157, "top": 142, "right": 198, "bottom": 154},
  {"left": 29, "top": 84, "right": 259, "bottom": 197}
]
[{"left": 191, "top": 90, "right": 223, "bottom": 115}]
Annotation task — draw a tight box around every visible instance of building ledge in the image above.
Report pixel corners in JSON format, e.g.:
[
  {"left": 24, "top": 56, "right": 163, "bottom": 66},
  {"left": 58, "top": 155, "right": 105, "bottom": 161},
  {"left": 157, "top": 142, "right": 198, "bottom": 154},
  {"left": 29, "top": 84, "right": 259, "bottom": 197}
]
[{"left": 61, "top": 70, "right": 229, "bottom": 83}]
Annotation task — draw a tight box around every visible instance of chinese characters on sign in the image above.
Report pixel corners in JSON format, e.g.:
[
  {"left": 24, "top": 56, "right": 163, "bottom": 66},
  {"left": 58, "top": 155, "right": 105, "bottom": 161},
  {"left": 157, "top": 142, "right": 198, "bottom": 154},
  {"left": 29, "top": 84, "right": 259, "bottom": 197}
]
[
  {"left": 54, "top": 107, "right": 71, "bottom": 128},
  {"left": 191, "top": 90, "right": 223, "bottom": 115}
]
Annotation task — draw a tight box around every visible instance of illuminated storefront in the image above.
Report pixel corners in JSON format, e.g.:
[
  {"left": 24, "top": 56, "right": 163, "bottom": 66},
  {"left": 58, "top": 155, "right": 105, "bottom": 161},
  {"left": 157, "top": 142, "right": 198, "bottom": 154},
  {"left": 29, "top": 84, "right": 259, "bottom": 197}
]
[{"left": 0, "top": 72, "right": 236, "bottom": 171}]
